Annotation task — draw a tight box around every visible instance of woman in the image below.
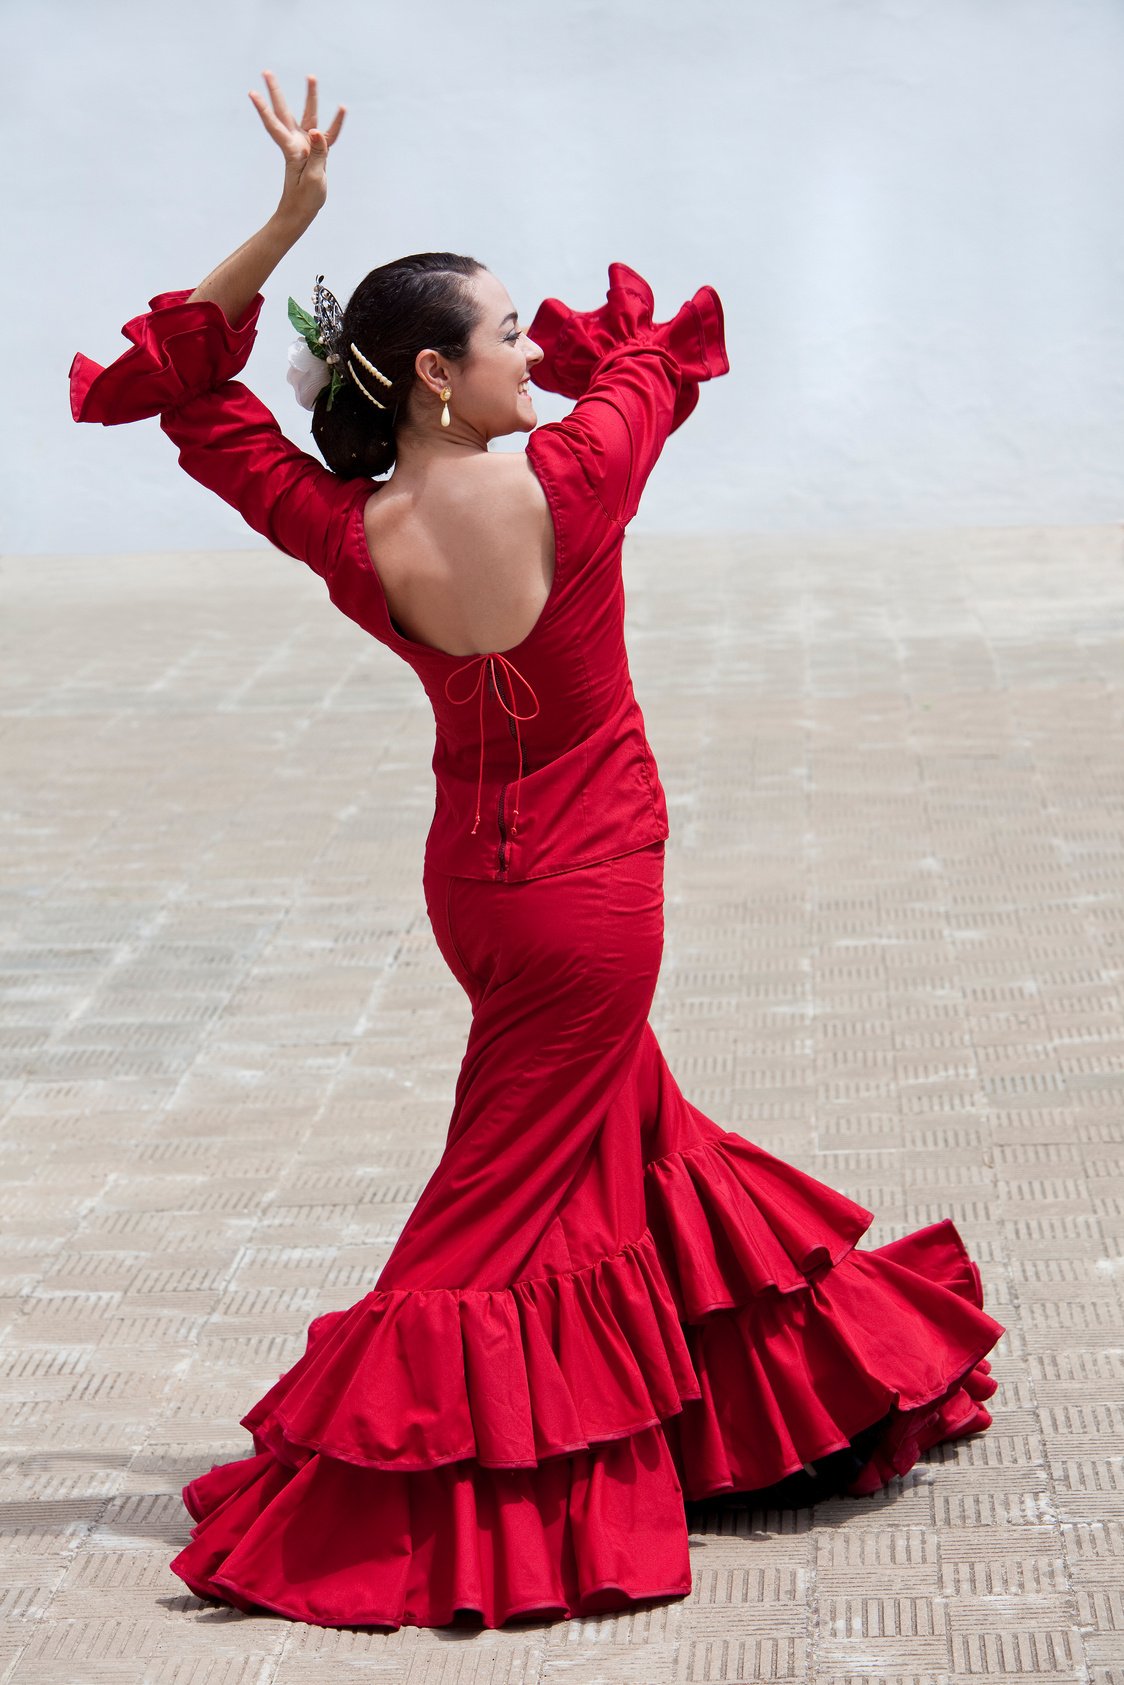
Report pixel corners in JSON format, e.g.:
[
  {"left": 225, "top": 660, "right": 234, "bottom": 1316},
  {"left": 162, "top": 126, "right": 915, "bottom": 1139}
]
[{"left": 71, "top": 73, "right": 1005, "bottom": 1632}]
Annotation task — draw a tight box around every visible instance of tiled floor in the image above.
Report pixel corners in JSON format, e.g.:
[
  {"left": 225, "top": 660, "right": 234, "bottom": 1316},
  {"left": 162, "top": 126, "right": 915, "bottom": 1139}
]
[{"left": 1, "top": 525, "right": 1121, "bottom": 1683}]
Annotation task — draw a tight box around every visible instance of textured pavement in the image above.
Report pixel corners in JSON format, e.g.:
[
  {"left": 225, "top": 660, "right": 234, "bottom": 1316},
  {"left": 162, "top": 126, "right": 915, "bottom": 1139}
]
[{"left": 1, "top": 525, "right": 1122, "bottom": 1683}]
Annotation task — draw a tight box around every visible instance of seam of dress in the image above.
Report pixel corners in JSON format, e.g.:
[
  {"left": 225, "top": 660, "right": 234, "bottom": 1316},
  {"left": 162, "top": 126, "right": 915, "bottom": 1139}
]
[
  {"left": 443, "top": 876, "right": 478, "bottom": 989},
  {"left": 348, "top": 488, "right": 388, "bottom": 590},
  {"left": 635, "top": 714, "right": 660, "bottom": 815},
  {"left": 352, "top": 1225, "right": 658, "bottom": 1298},
  {"left": 527, "top": 432, "right": 568, "bottom": 610},
  {"left": 439, "top": 819, "right": 669, "bottom": 885},
  {"left": 550, "top": 429, "right": 620, "bottom": 530},
  {"left": 534, "top": 433, "right": 610, "bottom": 772},
  {"left": 547, "top": 362, "right": 680, "bottom": 533}
]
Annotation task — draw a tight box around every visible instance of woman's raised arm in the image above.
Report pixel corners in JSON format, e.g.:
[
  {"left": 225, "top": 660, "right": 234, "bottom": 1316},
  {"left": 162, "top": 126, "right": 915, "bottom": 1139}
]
[
  {"left": 187, "top": 71, "right": 346, "bottom": 321},
  {"left": 70, "top": 72, "right": 375, "bottom": 591}
]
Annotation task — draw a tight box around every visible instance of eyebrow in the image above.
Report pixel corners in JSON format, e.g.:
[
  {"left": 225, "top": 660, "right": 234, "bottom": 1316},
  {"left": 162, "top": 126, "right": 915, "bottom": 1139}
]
[{"left": 500, "top": 311, "right": 519, "bottom": 327}]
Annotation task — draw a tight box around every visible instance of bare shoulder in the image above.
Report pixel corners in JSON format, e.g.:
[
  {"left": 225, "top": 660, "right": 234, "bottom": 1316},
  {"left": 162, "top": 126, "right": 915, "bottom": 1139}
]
[
  {"left": 464, "top": 449, "right": 552, "bottom": 526},
  {"left": 482, "top": 448, "right": 545, "bottom": 494},
  {"left": 491, "top": 450, "right": 553, "bottom": 536}
]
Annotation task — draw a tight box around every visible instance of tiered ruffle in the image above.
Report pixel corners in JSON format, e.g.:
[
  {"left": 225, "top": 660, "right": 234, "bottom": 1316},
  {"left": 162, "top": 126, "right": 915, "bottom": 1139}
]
[
  {"left": 70, "top": 289, "right": 263, "bottom": 425},
  {"left": 241, "top": 1226, "right": 700, "bottom": 1472},
  {"left": 174, "top": 1424, "right": 692, "bottom": 1630},
  {"left": 528, "top": 260, "right": 729, "bottom": 431},
  {"left": 170, "top": 1125, "right": 1003, "bottom": 1628}
]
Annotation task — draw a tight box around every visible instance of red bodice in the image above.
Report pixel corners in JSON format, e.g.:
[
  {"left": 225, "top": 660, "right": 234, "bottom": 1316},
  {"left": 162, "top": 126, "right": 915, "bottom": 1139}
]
[{"left": 70, "top": 262, "right": 729, "bottom": 880}]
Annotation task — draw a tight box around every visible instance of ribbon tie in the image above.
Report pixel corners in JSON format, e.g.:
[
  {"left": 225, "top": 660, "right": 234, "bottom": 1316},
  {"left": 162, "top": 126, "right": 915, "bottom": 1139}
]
[{"left": 443, "top": 653, "right": 541, "bottom": 837}]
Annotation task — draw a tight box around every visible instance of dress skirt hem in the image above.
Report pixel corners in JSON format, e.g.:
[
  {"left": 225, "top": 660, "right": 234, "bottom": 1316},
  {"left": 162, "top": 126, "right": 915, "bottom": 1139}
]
[{"left": 169, "top": 1119, "right": 1003, "bottom": 1632}]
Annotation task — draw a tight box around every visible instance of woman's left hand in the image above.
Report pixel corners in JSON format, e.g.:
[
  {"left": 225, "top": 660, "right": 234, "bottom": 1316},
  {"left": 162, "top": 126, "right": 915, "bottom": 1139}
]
[{"left": 249, "top": 70, "right": 346, "bottom": 225}]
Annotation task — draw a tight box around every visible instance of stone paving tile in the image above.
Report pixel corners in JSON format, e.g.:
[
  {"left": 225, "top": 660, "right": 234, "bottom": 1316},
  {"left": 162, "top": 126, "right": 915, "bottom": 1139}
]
[{"left": 1, "top": 526, "right": 1122, "bottom": 1682}]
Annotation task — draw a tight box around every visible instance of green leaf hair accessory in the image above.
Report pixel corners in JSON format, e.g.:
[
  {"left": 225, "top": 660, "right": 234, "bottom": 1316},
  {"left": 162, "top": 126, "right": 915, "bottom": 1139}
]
[{"left": 285, "top": 277, "right": 348, "bottom": 411}]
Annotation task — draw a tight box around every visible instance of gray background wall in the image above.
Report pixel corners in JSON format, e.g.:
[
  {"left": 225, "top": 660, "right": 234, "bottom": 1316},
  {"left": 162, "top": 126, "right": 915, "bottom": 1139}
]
[{"left": 9, "top": 0, "right": 1124, "bottom": 555}]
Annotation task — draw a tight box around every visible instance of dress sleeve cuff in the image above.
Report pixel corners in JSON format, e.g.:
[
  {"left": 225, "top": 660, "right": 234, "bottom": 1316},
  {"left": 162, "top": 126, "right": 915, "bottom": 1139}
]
[
  {"left": 69, "top": 290, "right": 265, "bottom": 425},
  {"left": 527, "top": 261, "right": 728, "bottom": 428}
]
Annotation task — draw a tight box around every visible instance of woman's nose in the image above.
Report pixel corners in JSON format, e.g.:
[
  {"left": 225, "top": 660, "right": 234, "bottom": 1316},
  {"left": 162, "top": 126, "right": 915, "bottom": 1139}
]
[{"left": 526, "top": 336, "right": 544, "bottom": 365}]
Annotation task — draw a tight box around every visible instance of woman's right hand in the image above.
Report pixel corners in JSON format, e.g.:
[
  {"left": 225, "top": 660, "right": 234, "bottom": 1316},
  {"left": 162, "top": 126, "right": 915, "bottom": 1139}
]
[{"left": 249, "top": 70, "right": 346, "bottom": 226}]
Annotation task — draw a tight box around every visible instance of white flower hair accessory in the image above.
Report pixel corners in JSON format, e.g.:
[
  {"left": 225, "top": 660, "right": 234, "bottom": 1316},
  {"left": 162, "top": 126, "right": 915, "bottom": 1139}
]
[
  {"left": 286, "top": 275, "right": 347, "bottom": 412},
  {"left": 286, "top": 337, "right": 332, "bottom": 409}
]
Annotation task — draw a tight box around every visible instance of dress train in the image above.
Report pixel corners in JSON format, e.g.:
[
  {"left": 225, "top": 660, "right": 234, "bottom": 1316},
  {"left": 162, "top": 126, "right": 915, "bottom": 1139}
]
[{"left": 170, "top": 1013, "right": 1002, "bottom": 1628}]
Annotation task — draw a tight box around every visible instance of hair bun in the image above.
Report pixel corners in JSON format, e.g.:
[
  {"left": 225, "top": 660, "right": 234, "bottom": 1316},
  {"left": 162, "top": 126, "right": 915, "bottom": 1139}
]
[{"left": 309, "top": 251, "right": 486, "bottom": 480}]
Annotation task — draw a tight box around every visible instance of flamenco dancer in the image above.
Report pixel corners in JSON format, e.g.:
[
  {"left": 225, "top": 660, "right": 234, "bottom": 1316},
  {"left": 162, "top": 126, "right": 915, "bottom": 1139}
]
[{"left": 71, "top": 73, "right": 1004, "bottom": 1630}]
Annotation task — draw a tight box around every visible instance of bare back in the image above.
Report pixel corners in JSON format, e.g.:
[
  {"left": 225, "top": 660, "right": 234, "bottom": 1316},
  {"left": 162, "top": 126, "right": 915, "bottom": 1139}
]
[{"left": 362, "top": 453, "right": 556, "bottom": 659}]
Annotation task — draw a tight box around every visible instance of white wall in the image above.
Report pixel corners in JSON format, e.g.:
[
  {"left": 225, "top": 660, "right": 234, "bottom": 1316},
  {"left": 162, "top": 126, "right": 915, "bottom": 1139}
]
[{"left": 9, "top": 0, "right": 1124, "bottom": 555}]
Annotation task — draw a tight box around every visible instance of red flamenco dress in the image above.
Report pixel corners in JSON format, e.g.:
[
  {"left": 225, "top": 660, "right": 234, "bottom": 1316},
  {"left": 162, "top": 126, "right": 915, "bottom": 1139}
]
[{"left": 70, "top": 261, "right": 1004, "bottom": 1630}]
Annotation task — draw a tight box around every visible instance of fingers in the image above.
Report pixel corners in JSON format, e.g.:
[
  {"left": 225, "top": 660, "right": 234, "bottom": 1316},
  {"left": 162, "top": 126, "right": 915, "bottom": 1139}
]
[
  {"left": 249, "top": 73, "right": 345, "bottom": 153},
  {"left": 248, "top": 86, "right": 289, "bottom": 146},
  {"left": 299, "top": 73, "right": 318, "bottom": 133},
  {"left": 261, "top": 69, "right": 296, "bottom": 130}
]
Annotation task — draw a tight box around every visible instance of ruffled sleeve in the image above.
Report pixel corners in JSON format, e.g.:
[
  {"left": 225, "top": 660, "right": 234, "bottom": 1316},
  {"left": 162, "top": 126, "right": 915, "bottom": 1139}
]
[
  {"left": 69, "top": 290, "right": 371, "bottom": 586},
  {"left": 527, "top": 262, "right": 728, "bottom": 527},
  {"left": 69, "top": 290, "right": 264, "bottom": 424}
]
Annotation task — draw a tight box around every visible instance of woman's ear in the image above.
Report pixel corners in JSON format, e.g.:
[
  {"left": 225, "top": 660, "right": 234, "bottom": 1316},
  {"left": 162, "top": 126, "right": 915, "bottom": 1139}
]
[{"left": 414, "top": 349, "right": 451, "bottom": 395}]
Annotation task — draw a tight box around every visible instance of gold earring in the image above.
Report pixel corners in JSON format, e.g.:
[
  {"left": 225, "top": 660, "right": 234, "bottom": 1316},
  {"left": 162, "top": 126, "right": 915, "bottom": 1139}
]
[{"left": 440, "top": 386, "right": 452, "bottom": 428}]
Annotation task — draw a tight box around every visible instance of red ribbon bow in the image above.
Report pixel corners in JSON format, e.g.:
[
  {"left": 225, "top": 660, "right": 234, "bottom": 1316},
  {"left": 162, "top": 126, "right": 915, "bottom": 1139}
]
[{"left": 443, "top": 653, "right": 541, "bottom": 837}]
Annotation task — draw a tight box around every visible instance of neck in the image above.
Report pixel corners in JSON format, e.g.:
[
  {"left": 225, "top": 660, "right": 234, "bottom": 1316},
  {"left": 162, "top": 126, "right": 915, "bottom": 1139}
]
[{"left": 392, "top": 421, "right": 490, "bottom": 477}]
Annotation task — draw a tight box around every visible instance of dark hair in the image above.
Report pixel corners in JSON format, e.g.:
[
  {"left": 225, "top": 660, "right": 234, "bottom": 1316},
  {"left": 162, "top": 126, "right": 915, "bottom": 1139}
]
[{"left": 311, "top": 251, "right": 487, "bottom": 479}]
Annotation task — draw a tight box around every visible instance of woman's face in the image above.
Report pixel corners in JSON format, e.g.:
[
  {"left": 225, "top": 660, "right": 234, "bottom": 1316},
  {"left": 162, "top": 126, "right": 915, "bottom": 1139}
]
[{"left": 416, "top": 268, "right": 544, "bottom": 445}]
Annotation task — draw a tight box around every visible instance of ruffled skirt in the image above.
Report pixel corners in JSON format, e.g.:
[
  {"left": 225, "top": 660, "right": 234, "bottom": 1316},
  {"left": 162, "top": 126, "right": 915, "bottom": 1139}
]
[{"left": 170, "top": 841, "right": 1004, "bottom": 1629}]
